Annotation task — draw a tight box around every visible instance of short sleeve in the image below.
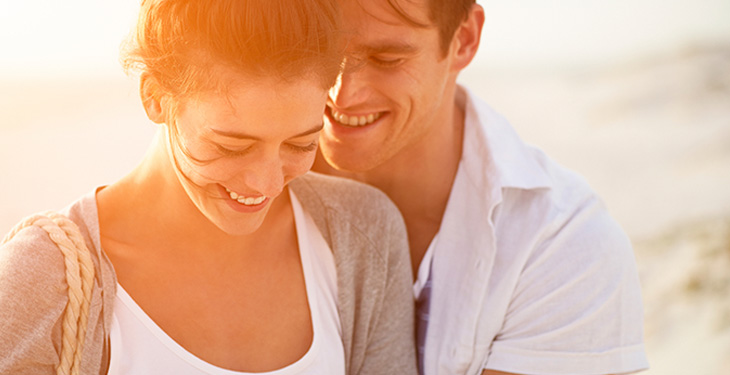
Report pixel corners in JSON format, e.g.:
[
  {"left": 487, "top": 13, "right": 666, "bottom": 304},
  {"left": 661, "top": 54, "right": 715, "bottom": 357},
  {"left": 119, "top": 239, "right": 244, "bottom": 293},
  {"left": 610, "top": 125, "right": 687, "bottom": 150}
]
[
  {"left": 0, "top": 225, "right": 67, "bottom": 374},
  {"left": 484, "top": 199, "right": 649, "bottom": 375}
]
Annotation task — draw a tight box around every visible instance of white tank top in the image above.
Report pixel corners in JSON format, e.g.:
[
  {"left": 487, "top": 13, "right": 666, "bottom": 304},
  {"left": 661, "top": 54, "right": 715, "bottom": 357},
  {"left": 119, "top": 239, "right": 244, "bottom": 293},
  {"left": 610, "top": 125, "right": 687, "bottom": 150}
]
[{"left": 107, "top": 191, "right": 345, "bottom": 374}]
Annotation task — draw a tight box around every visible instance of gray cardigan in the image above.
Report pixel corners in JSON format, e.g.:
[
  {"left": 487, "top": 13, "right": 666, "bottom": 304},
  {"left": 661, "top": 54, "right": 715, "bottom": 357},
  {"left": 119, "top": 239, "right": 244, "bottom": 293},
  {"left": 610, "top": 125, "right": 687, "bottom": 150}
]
[{"left": 0, "top": 172, "right": 418, "bottom": 375}]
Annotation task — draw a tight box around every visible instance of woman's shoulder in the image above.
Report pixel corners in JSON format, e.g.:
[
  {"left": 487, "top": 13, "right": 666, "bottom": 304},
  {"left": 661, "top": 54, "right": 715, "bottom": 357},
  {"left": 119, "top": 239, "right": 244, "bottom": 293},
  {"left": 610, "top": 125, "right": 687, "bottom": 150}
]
[
  {"left": 1, "top": 224, "right": 66, "bottom": 277},
  {"left": 0, "top": 224, "right": 69, "bottom": 353},
  {"left": 0, "top": 193, "right": 106, "bottom": 373},
  {"left": 1, "top": 192, "right": 99, "bottom": 290},
  {"left": 290, "top": 172, "right": 404, "bottom": 227},
  {"left": 290, "top": 172, "right": 409, "bottom": 271}
]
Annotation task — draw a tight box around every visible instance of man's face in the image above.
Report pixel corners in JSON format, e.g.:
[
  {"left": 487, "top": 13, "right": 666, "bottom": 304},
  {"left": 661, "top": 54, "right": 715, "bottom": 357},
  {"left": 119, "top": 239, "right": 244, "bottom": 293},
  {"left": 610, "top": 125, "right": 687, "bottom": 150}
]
[{"left": 320, "top": 0, "right": 455, "bottom": 172}]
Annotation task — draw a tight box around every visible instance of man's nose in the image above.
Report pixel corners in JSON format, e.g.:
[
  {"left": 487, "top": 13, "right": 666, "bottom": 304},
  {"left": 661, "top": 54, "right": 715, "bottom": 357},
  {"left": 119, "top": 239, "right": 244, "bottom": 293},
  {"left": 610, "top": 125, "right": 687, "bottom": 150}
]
[{"left": 330, "top": 57, "right": 371, "bottom": 109}]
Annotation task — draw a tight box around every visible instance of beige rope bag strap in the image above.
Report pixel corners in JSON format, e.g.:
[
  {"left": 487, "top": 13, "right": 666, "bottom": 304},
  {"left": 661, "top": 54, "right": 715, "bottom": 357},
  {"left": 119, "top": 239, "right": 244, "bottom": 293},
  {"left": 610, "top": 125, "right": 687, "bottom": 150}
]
[{"left": 2, "top": 211, "right": 96, "bottom": 375}]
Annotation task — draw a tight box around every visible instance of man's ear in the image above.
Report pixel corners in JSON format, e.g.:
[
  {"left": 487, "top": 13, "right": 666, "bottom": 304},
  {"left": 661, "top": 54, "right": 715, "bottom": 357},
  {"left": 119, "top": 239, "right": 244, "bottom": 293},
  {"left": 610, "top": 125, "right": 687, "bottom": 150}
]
[
  {"left": 140, "top": 73, "right": 166, "bottom": 124},
  {"left": 450, "top": 4, "right": 485, "bottom": 71}
]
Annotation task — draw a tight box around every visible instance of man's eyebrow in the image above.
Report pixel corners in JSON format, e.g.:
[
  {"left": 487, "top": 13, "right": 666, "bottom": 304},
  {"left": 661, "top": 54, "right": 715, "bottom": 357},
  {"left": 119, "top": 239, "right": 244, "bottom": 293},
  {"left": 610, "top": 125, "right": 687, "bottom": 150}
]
[
  {"left": 357, "top": 42, "right": 418, "bottom": 55},
  {"left": 210, "top": 123, "right": 324, "bottom": 140}
]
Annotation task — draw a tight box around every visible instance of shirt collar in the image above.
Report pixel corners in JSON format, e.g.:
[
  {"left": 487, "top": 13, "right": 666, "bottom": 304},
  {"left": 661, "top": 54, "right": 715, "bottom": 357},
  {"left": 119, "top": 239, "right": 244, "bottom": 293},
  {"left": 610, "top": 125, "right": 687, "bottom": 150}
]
[{"left": 458, "top": 84, "right": 552, "bottom": 193}]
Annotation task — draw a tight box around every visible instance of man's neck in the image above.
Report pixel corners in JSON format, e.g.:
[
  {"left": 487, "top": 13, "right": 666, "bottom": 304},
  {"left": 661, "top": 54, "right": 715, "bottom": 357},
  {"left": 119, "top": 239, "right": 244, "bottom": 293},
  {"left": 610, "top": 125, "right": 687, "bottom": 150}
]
[{"left": 316, "top": 93, "right": 465, "bottom": 275}]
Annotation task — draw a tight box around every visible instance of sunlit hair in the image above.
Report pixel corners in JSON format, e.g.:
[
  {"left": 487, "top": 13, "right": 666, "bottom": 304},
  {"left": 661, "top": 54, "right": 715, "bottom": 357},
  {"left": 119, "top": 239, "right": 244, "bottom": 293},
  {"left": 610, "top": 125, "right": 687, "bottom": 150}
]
[
  {"left": 122, "top": 0, "right": 342, "bottom": 99},
  {"left": 383, "top": 0, "right": 476, "bottom": 56}
]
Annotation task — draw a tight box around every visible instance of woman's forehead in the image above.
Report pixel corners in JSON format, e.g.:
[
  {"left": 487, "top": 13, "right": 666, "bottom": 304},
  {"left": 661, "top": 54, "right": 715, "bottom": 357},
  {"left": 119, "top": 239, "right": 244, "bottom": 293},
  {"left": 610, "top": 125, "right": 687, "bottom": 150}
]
[{"left": 177, "top": 76, "right": 328, "bottom": 138}]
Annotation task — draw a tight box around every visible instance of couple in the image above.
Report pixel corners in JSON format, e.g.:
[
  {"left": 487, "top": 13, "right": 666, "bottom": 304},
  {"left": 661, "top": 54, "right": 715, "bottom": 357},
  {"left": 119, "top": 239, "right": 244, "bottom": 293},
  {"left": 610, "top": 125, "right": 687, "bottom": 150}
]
[{"left": 0, "top": 0, "right": 649, "bottom": 374}]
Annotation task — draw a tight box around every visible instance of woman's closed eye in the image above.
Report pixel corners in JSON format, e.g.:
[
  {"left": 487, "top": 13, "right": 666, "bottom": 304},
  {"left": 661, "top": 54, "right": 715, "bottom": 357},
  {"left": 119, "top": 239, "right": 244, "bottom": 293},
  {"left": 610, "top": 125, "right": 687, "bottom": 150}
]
[
  {"left": 287, "top": 140, "right": 318, "bottom": 153},
  {"left": 215, "top": 141, "right": 317, "bottom": 156},
  {"left": 215, "top": 143, "right": 252, "bottom": 157}
]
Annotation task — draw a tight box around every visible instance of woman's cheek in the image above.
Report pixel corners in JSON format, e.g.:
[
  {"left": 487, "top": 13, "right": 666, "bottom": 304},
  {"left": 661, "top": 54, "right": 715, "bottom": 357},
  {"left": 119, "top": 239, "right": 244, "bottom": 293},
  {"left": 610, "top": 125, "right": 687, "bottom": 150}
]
[
  {"left": 284, "top": 152, "right": 317, "bottom": 180},
  {"left": 196, "top": 158, "right": 241, "bottom": 182}
]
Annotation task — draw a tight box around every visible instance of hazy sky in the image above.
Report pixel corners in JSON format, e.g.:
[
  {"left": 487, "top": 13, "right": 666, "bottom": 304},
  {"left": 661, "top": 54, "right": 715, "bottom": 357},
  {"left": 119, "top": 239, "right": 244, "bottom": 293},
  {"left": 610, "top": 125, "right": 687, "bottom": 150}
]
[
  {"left": 0, "top": 1, "right": 139, "bottom": 77},
  {"left": 1, "top": 0, "right": 729, "bottom": 77},
  {"left": 478, "top": 0, "right": 730, "bottom": 68}
]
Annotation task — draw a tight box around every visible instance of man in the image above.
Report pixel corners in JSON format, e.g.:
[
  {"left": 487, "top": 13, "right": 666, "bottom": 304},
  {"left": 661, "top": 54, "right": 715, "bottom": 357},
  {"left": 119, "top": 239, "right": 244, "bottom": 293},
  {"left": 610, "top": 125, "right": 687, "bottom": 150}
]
[{"left": 313, "top": 0, "right": 649, "bottom": 374}]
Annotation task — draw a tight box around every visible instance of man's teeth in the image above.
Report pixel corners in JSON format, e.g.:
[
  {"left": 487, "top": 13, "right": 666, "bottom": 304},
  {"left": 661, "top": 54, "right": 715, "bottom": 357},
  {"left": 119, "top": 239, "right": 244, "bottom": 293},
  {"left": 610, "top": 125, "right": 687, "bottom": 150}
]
[
  {"left": 224, "top": 188, "right": 266, "bottom": 206},
  {"left": 331, "top": 109, "right": 381, "bottom": 127}
]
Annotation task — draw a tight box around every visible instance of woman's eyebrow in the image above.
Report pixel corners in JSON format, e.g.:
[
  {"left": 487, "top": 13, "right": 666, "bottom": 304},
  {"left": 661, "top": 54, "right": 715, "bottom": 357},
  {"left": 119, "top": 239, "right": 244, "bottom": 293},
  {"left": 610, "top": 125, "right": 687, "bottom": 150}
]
[{"left": 209, "top": 123, "right": 324, "bottom": 140}]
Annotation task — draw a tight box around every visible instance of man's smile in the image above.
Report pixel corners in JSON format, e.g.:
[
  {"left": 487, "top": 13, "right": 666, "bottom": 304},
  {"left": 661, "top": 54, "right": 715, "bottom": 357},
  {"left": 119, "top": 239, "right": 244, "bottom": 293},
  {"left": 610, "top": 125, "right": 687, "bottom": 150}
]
[{"left": 329, "top": 108, "right": 383, "bottom": 127}]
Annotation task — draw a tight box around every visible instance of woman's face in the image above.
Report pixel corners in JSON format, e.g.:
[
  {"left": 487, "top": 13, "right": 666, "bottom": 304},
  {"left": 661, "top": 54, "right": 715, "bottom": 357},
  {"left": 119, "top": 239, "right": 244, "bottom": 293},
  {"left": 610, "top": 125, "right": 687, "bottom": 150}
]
[{"left": 167, "top": 71, "right": 328, "bottom": 236}]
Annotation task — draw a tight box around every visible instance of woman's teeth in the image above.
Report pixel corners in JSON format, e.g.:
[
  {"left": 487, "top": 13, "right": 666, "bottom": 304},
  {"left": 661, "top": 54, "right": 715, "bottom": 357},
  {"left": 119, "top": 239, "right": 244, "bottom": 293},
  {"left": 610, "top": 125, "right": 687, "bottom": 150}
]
[
  {"left": 225, "top": 188, "right": 266, "bottom": 206},
  {"left": 331, "top": 109, "right": 381, "bottom": 127}
]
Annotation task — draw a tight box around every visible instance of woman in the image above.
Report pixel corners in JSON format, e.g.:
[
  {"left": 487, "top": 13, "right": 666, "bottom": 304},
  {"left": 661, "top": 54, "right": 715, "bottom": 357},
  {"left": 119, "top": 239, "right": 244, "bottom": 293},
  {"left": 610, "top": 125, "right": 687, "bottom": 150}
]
[{"left": 0, "top": 0, "right": 417, "bottom": 374}]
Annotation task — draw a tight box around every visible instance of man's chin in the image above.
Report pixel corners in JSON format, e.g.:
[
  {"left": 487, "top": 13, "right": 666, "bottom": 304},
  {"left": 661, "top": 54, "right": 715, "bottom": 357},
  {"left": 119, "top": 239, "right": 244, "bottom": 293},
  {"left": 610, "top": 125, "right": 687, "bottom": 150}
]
[{"left": 317, "top": 145, "right": 380, "bottom": 174}]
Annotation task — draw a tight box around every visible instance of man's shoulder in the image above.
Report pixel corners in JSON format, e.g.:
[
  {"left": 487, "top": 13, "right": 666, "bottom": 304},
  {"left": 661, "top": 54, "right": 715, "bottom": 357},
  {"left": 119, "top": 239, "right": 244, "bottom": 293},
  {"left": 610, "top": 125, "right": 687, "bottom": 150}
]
[
  {"left": 502, "top": 147, "right": 628, "bottom": 239},
  {"left": 495, "top": 151, "right": 634, "bottom": 275},
  {"left": 523, "top": 144, "right": 598, "bottom": 209},
  {"left": 461, "top": 94, "right": 632, "bottom": 260}
]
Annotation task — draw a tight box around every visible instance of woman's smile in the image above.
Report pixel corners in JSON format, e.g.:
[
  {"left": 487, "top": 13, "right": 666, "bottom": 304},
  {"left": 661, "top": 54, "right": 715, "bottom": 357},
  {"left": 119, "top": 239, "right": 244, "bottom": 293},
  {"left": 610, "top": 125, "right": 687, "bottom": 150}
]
[{"left": 217, "top": 184, "right": 270, "bottom": 213}]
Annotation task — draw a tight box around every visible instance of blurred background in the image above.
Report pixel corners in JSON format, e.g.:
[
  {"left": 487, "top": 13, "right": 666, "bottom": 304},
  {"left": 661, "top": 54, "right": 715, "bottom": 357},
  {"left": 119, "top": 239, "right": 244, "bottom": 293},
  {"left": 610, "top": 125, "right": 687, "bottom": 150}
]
[{"left": 1, "top": 1, "right": 729, "bottom": 373}]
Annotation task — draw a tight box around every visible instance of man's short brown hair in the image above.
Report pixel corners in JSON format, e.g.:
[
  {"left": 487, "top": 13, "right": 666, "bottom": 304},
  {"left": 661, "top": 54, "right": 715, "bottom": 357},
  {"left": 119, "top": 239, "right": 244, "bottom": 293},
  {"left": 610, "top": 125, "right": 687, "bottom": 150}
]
[{"left": 385, "top": 0, "right": 476, "bottom": 55}]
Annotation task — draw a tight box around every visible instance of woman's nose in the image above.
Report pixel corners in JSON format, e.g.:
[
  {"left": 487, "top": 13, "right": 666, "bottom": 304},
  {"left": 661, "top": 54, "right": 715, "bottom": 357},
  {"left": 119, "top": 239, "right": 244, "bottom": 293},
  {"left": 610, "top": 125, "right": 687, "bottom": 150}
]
[{"left": 239, "top": 152, "right": 285, "bottom": 198}]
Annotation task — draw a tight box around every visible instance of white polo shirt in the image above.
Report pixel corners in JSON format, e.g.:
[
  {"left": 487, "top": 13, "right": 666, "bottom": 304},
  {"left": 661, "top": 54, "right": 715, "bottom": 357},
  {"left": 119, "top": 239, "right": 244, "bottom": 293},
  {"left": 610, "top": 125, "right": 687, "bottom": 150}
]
[{"left": 417, "top": 86, "right": 649, "bottom": 375}]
